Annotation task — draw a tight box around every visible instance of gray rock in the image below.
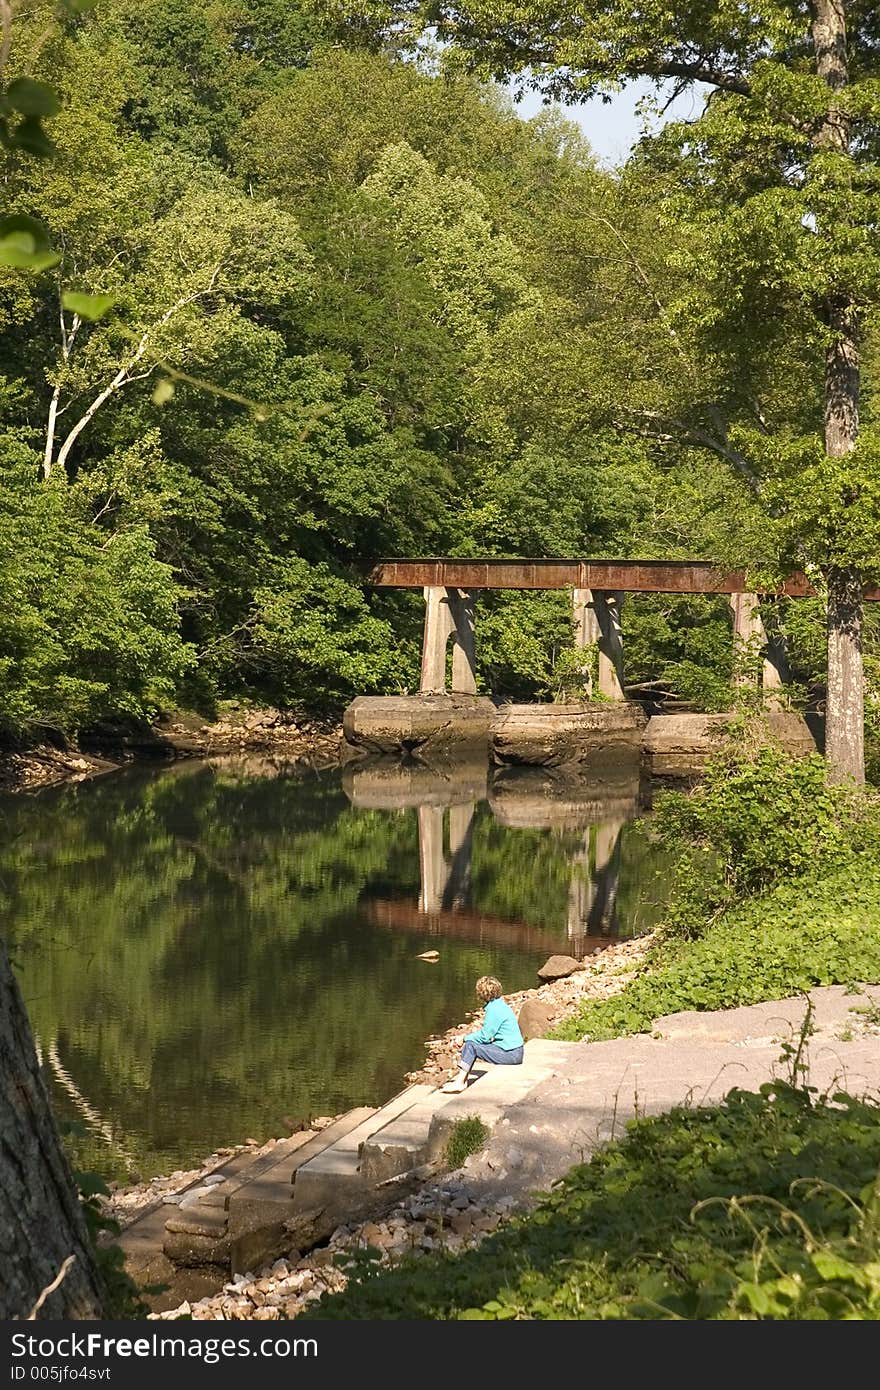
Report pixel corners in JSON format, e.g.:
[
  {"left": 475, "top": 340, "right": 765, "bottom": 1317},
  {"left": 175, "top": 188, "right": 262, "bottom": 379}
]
[
  {"left": 179, "top": 1186, "right": 213, "bottom": 1209},
  {"left": 537, "top": 954, "right": 583, "bottom": 981}
]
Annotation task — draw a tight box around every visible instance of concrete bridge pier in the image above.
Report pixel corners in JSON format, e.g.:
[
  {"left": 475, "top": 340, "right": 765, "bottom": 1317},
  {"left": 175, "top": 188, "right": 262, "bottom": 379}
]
[
  {"left": 421, "top": 586, "right": 477, "bottom": 694},
  {"left": 573, "top": 588, "right": 626, "bottom": 700},
  {"left": 730, "top": 592, "right": 790, "bottom": 707}
]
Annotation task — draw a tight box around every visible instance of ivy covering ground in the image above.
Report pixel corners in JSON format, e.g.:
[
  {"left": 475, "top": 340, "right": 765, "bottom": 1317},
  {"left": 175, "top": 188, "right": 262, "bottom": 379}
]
[{"left": 553, "top": 865, "right": 880, "bottom": 1041}]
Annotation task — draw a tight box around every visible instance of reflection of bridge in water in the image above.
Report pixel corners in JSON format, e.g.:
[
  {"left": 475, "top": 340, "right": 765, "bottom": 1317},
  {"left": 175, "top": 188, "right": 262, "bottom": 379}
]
[{"left": 343, "top": 760, "right": 642, "bottom": 957}]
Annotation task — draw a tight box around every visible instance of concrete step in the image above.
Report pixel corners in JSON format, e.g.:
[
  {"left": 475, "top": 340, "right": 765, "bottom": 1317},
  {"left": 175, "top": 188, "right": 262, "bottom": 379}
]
[
  {"left": 291, "top": 1086, "right": 435, "bottom": 1222},
  {"left": 426, "top": 1040, "right": 571, "bottom": 1155},
  {"left": 227, "top": 1110, "right": 376, "bottom": 1207},
  {"left": 226, "top": 1108, "right": 377, "bottom": 1273},
  {"left": 361, "top": 1041, "right": 571, "bottom": 1183}
]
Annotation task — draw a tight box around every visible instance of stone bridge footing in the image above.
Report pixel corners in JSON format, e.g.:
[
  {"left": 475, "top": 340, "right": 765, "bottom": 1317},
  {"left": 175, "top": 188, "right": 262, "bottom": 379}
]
[{"left": 342, "top": 697, "right": 821, "bottom": 776}]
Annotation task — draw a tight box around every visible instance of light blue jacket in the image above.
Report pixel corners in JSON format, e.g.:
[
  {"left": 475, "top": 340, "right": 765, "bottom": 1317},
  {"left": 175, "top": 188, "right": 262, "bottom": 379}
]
[{"left": 465, "top": 998, "right": 524, "bottom": 1051}]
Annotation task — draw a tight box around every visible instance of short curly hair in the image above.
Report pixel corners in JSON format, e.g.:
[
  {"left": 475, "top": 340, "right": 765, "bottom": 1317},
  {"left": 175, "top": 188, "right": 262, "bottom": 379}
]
[{"left": 475, "top": 975, "right": 503, "bottom": 1003}]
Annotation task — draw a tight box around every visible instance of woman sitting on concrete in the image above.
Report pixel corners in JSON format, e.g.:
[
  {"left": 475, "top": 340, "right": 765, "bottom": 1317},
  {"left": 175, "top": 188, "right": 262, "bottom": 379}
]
[{"left": 441, "top": 976, "right": 524, "bottom": 1093}]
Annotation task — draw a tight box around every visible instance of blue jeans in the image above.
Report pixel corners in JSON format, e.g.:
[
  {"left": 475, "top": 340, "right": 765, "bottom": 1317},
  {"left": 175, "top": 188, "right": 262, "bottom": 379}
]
[{"left": 461, "top": 1040, "right": 524, "bottom": 1070}]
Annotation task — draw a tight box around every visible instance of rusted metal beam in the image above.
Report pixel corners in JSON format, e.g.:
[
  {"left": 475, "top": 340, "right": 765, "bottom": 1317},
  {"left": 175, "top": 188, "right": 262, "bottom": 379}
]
[
  {"left": 366, "top": 558, "right": 880, "bottom": 599},
  {"left": 365, "top": 897, "right": 614, "bottom": 956}
]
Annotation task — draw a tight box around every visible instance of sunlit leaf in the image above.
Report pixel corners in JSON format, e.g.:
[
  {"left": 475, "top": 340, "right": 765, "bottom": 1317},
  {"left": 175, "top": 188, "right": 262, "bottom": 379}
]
[
  {"left": 152, "top": 379, "right": 175, "bottom": 406},
  {"left": 62, "top": 291, "right": 117, "bottom": 321},
  {"left": 0, "top": 215, "right": 60, "bottom": 272},
  {"left": 6, "top": 78, "right": 61, "bottom": 118}
]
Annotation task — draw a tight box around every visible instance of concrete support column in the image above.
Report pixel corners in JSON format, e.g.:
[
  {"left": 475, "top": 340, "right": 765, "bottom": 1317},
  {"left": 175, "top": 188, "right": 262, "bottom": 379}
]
[
  {"left": 572, "top": 587, "right": 599, "bottom": 698},
  {"left": 729, "top": 592, "right": 765, "bottom": 689},
  {"left": 444, "top": 803, "right": 475, "bottom": 910},
  {"left": 730, "top": 592, "right": 793, "bottom": 707},
  {"left": 420, "top": 587, "right": 454, "bottom": 693},
  {"left": 420, "top": 586, "right": 477, "bottom": 694},
  {"left": 762, "top": 626, "right": 791, "bottom": 711},
  {"left": 417, "top": 805, "right": 445, "bottom": 914},
  {"left": 448, "top": 589, "right": 478, "bottom": 694},
  {"left": 593, "top": 591, "right": 626, "bottom": 700}
]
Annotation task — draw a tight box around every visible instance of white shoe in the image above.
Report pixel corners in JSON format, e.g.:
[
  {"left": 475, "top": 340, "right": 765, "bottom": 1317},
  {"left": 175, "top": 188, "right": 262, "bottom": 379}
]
[{"left": 440, "top": 1079, "right": 468, "bottom": 1094}]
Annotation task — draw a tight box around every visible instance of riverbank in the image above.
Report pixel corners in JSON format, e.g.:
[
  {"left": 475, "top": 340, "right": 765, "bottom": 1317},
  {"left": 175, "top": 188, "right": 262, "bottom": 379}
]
[
  {"left": 312, "top": 988, "right": 880, "bottom": 1322},
  {"left": 0, "top": 707, "right": 343, "bottom": 793},
  {"left": 109, "top": 935, "right": 653, "bottom": 1317},
  {"left": 403, "top": 935, "right": 654, "bottom": 1086},
  {"left": 108, "top": 933, "right": 653, "bottom": 1232},
  {"left": 145, "top": 982, "right": 880, "bottom": 1320}
]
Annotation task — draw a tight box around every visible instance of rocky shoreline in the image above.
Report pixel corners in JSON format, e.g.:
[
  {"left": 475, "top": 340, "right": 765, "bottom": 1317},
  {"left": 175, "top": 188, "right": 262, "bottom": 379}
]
[
  {"left": 109, "top": 934, "right": 652, "bottom": 1231},
  {"left": 0, "top": 707, "right": 344, "bottom": 794},
  {"left": 403, "top": 936, "right": 653, "bottom": 1087}
]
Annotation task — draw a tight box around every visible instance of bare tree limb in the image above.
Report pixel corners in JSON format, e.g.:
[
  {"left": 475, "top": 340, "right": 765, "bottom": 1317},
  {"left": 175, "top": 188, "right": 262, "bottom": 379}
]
[
  {"left": 583, "top": 211, "right": 695, "bottom": 377},
  {"left": 650, "top": 60, "right": 750, "bottom": 97},
  {"left": 54, "top": 269, "right": 221, "bottom": 476},
  {"left": 614, "top": 406, "right": 763, "bottom": 493},
  {"left": 0, "top": 1, "right": 13, "bottom": 81},
  {"left": 43, "top": 304, "right": 82, "bottom": 481},
  {"left": 25, "top": 1255, "right": 76, "bottom": 1321}
]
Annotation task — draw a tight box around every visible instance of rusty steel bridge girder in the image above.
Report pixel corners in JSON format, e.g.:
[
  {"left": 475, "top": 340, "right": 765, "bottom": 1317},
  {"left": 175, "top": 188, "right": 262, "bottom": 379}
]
[{"left": 366, "top": 558, "right": 880, "bottom": 599}]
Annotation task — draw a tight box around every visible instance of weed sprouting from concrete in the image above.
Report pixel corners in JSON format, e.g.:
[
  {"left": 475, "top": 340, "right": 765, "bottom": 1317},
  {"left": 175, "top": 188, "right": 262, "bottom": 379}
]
[{"left": 446, "top": 1116, "right": 489, "bottom": 1171}]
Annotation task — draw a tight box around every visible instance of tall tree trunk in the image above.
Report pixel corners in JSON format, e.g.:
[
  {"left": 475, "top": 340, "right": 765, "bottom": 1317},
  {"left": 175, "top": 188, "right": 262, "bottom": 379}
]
[
  {"left": 812, "top": 0, "right": 865, "bottom": 782},
  {"left": 824, "top": 297, "right": 864, "bottom": 782},
  {"left": 826, "top": 565, "right": 864, "bottom": 781},
  {"left": 0, "top": 940, "right": 106, "bottom": 1318}
]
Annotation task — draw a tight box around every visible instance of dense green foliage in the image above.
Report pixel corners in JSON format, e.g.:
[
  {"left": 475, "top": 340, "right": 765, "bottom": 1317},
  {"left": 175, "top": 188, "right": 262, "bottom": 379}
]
[
  {"left": 653, "top": 742, "right": 880, "bottom": 933},
  {"left": 6, "top": 0, "right": 864, "bottom": 736},
  {"left": 555, "top": 744, "right": 880, "bottom": 1041},
  {"left": 332, "top": 0, "right": 880, "bottom": 780},
  {"left": 315, "top": 1079, "right": 880, "bottom": 1319}
]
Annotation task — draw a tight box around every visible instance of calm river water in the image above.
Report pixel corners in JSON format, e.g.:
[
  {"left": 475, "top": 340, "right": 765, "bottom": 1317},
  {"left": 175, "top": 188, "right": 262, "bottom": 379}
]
[{"left": 1, "top": 755, "right": 672, "bottom": 1183}]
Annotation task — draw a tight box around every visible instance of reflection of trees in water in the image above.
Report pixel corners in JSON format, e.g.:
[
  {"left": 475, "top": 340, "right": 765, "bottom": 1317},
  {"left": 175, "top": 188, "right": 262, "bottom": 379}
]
[
  {"left": 0, "top": 768, "right": 543, "bottom": 1180},
  {"left": 42, "top": 1036, "right": 135, "bottom": 1167},
  {"left": 1, "top": 765, "right": 671, "bottom": 1181}
]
